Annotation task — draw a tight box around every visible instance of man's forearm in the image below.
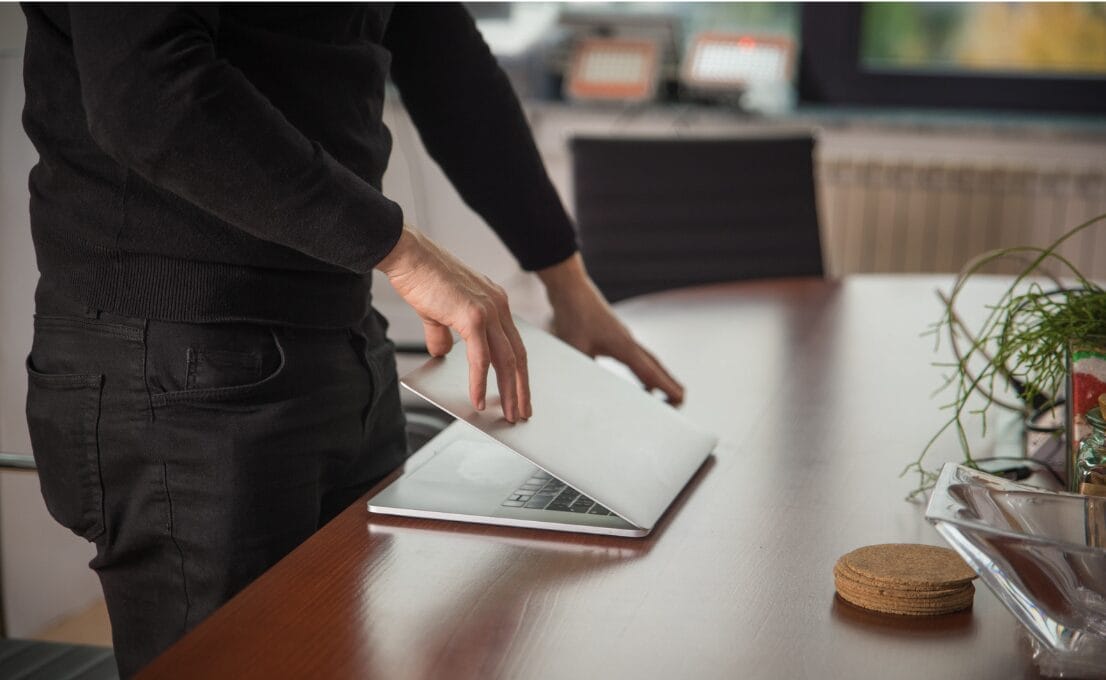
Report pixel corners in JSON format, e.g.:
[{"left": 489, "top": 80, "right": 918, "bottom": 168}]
[{"left": 537, "top": 252, "right": 597, "bottom": 308}]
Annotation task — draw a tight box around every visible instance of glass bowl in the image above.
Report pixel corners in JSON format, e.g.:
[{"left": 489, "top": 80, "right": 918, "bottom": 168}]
[{"left": 925, "top": 463, "right": 1106, "bottom": 678}]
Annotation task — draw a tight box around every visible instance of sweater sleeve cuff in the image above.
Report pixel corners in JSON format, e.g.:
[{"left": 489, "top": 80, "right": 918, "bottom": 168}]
[
  {"left": 515, "top": 216, "right": 580, "bottom": 272},
  {"left": 329, "top": 187, "right": 405, "bottom": 274},
  {"left": 370, "top": 200, "right": 406, "bottom": 271}
]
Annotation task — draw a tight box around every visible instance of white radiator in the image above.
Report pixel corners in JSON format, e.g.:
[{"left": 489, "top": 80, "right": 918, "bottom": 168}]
[{"left": 817, "top": 158, "right": 1106, "bottom": 278}]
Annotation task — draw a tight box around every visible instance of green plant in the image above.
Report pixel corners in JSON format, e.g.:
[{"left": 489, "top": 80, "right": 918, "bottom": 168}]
[{"left": 905, "top": 214, "right": 1106, "bottom": 498}]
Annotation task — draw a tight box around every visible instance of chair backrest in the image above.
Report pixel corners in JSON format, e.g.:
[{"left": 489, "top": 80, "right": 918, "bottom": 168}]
[{"left": 571, "top": 135, "right": 823, "bottom": 302}]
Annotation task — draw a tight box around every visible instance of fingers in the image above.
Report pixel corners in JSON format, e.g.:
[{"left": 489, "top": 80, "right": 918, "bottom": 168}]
[
  {"left": 461, "top": 302, "right": 524, "bottom": 423},
  {"left": 641, "top": 348, "right": 685, "bottom": 405},
  {"left": 484, "top": 313, "right": 520, "bottom": 423},
  {"left": 493, "top": 295, "right": 531, "bottom": 420},
  {"left": 381, "top": 228, "right": 529, "bottom": 422},
  {"left": 423, "top": 319, "right": 454, "bottom": 357},
  {"left": 617, "top": 344, "right": 685, "bottom": 406},
  {"left": 463, "top": 316, "right": 491, "bottom": 413}
]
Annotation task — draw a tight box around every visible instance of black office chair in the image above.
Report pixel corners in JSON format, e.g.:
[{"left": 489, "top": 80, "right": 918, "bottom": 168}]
[
  {"left": 0, "top": 453, "right": 120, "bottom": 680},
  {"left": 571, "top": 135, "right": 824, "bottom": 303}
]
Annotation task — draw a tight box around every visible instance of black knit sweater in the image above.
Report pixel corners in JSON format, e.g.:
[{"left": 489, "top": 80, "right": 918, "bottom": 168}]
[{"left": 21, "top": 3, "right": 578, "bottom": 327}]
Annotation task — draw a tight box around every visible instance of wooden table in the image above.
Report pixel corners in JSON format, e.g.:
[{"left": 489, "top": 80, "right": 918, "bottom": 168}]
[{"left": 139, "top": 275, "right": 1043, "bottom": 679}]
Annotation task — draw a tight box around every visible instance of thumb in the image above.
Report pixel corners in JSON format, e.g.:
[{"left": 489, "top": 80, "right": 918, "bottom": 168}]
[{"left": 423, "top": 319, "right": 454, "bottom": 357}]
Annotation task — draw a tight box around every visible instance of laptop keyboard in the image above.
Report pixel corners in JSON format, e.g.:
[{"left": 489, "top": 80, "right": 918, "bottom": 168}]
[{"left": 501, "top": 469, "right": 614, "bottom": 516}]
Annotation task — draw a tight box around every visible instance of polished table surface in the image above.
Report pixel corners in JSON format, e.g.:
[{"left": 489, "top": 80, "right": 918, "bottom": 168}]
[{"left": 139, "top": 275, "right": 1043, "bottom": 679}]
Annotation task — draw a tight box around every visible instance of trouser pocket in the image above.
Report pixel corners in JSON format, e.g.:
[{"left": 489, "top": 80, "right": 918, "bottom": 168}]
[
  {"left": 147, "top": 321, "right": 285, "bottom": 407},
  {"left": 364, "top": 340, "right": 398, "bottom": 412},
  {"left": 25, "top": 356, "right": 106, "bottom": 541}
]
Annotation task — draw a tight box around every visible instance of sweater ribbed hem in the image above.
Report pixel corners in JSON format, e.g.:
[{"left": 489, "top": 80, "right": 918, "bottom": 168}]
[{"left": 34, "top": 231, "right": 369, "bottom": 328}]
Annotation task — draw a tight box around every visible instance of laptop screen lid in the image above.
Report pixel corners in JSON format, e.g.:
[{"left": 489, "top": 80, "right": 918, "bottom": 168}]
[{"left": 400, "top": 318, "right": 718, "bottom": 530}]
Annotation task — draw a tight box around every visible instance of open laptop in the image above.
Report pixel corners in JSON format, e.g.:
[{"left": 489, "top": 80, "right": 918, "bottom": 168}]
[{"left": 367, "top": 319, "right": 717, "bottom": 537}]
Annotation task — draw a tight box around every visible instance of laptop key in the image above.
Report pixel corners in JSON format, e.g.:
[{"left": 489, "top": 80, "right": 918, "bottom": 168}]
[
  {"left": 501, "top": 500, "right": 525, "bottom": 507},
  {"left": 524, "top": 495, "right": 556, "bottom": 509},
  {"left": 546, "top": 498, "right": 575, "bottom": 512},
  {"left": 587, "top": 505, "right": 608, "bottom": 515}
]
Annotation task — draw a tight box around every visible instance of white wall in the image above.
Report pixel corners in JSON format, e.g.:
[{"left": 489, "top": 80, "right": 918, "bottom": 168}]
[
  {"left": 0, "top": 3, "right": 23, "bottom": 56},
  {"left": 0, "top": 3, "right": 104, "bottom": 638}
]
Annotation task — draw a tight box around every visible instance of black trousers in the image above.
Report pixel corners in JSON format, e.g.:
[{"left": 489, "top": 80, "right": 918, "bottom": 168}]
[{"left": 25, "top": 279, "right": 408, "bottom": 677}]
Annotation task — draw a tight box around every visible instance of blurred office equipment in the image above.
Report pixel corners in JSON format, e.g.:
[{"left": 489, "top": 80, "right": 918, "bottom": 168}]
[
  {"left": 551, "top": 12, "right": 680, "bottom": 103},
  {"left": 565, "top": 38, "right": 660, "bottom": 104},
  {"left": 680, "top": 32, "right": 796, "bottom": 113},
  {"left": 682, "top": 33, "right": 794, "bottom": 90},
  {"left": 570, "top": 135, "right": 823, "bottom": 303}
]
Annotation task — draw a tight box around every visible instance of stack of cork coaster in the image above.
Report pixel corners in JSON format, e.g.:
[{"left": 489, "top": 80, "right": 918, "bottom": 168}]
[{"left": 834, "top": 543, "right": 977, "bottom": 616}]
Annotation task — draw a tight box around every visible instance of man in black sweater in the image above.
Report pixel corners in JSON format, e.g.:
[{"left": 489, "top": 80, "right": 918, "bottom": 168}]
[{"left": 22, "top": 4, "right": 683, "bottom": 675}]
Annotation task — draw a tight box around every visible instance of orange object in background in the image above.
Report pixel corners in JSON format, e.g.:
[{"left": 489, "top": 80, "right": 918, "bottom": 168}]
[{"left": 565, "top": 38, "right": 659, "bottom": 103}]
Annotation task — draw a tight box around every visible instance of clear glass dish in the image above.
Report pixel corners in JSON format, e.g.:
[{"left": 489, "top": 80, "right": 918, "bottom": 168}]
[{"left": 925, "top": 463, "right": 1106, "bottom": 678}]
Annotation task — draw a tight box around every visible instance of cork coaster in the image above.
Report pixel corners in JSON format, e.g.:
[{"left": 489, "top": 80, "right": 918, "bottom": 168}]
[
  {"left": 834, "top": 560, "right": 971, "bottom": 596},
  {"left": 833, "top": 544, "right": 977, "bottom": 616},
  {"left": 836, "top": 590, "right": 974, "bottom": 613},
  {"left": 833, "top": 563, "right": 967, "bottom": 599},
  {"left": 835, "top": 588, "right": 974, "bottom": 617},
  {"left": 834, "top": 576, "right": 975, "bottom": 609},
  {"left": 839, "top": 544, "right": 975, "bottom": 589}
]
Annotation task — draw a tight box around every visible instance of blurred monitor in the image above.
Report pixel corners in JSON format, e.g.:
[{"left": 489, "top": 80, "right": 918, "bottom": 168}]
[
  {"left": 566, "top": 38, "right": 660, "bottom": 103},
  {"left": 682, "top": 32, "right": 795, "bottom": 91},
  {"left": 859, "top": 3, "right": 1106, "bottom": 79},
  {"left": 799, "top": 3, "right": 1106, "bottom": 114}
]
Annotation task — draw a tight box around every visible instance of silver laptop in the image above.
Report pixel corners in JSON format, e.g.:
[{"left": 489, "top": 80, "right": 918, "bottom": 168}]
[{"left": 367, "top": 319, "right": 717, "bottom": 537}]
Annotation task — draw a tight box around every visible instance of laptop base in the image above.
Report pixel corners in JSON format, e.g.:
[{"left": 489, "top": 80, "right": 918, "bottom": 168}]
[{"left": 368, "top": 423, "right": 650, "bottom": 538}]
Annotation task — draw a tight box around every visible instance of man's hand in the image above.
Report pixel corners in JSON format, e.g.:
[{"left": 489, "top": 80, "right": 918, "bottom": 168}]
[
  {"left": 377, "top": 226, "right": 530, "bottom": 423},
  {"left": 538, "top": 253, "right": 685, "bottom": 405}
]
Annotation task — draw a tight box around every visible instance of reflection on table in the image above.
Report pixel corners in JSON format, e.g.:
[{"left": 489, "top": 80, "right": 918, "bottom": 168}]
[{"left": 139, "top": 275, "right": 1042, "bottom": 680}]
